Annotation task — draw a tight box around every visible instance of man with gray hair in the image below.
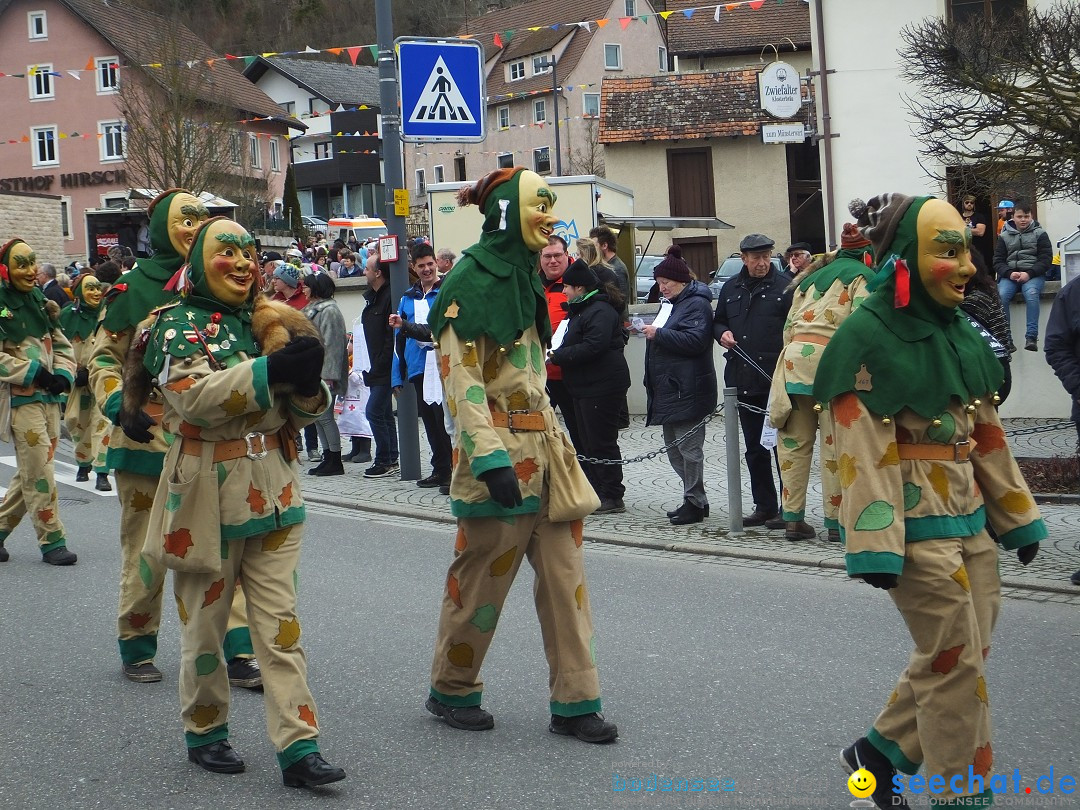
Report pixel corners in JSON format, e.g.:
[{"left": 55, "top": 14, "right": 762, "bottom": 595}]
[
  {"left": 436, "top": 247, "right": 456, "bottom": 276},
  {"left": 36, "top": 262, "right": 72, "bottom": 306}
]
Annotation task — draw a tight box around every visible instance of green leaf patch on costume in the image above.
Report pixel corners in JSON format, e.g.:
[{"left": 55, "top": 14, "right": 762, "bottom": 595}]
[
  {"left": 529, "top": 342, "right": 543, "bottom": 373},
  {"left": 903, "top": 482, "right": 921, "bottom": 511},
  {"left": 34, "top": 478, "right": 50, "bottom": 494},
  {"left": 507, "top": 343, "right": 527, "bottom": 369},
  {"left": 854, "top": 501, "right": 894, "bottom": 531},
  {"left": 927, "top": 412, "right": 956, "bottom": 443},
  {"left": 800, "top": 344, "right": 816, "bottom": 357},
  {"left": 465, "top": 385, "right": 485, "bottom": 404},
  {"left": 165, "top": 491, "right": 182, "bottom": 512},
  {"left": 195, "top": 653, "right": 220, "bottom": 675},
  {"left": 461, "top": 431, "right": 476, "bottom": 455},
  {"left": 781, "top": 437, "right": 799, "bottom": 450},
  {"left": 139, "top": 555, "right": 154, "bottom": 588},
  {"left": 469, "top": 604, "right": 498, "bottom": 633}
]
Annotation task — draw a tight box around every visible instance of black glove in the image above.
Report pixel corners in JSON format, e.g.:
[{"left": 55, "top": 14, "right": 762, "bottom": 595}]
[
  {"left": 479, "top": 467, "right": 522, "bottom": 509},
  {"left": 34, "top": 368, "right": 70, "bottom": 395},
  {"left": 119, "top": 408, "right": 156, "bottom": 444},
  {"left": 1017, "top": 542, "right": 1039, "bottom": 566},
  {"left": 860, "top": 573, "right": 899, "bottom": 590},
  {"left": 74, "top": 367, "right": 90, "bottom": 388},
  {"left": 266, "top": 337, "right": 324, "bottom": 395}
]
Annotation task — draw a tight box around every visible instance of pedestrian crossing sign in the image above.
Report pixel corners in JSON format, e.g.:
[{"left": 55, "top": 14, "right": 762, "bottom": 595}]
[{"left": 397, "top": 38, "right": 486, "bottom": 143}]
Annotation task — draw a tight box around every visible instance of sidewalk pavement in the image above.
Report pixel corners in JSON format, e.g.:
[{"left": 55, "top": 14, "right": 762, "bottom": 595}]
[{"left": 302, "top": 414, "right": 1080, "bottom": 601}]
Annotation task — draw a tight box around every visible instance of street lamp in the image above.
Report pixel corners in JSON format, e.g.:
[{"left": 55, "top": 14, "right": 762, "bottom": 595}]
[{"left": 536, "top": 57, "right": 562, "bottom": 176}]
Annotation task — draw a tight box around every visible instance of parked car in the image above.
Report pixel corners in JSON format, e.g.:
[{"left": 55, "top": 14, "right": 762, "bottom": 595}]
[
  {"left": 633, "top": 255, "right": 665, "bottom": 299},
  {"left": 302, "top": 215, "right": 329, "bottom": 231},
  {"left": 708, "top": 255, "right": 785, "bottom": 299}
]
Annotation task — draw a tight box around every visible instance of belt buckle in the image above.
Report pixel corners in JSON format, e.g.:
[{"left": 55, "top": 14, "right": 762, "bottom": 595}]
[
  {"left": 954, "top": 440, "right": 970, "bottom": 463},
  {"left": 244, "top": 431, "right": 268, "bottom": 460},
  {"left": 507, "top": 410, "right": 528, "bottom": 434}
]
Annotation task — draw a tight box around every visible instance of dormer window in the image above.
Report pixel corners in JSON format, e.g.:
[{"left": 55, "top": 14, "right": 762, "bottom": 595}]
[{"left": 509, "top": 60, "right": 525, "bottom": 81}]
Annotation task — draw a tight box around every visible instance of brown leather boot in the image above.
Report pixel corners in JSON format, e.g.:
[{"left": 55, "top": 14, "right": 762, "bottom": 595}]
[{"left": 785, "top": 520, "right": 817, "bottom": 540}]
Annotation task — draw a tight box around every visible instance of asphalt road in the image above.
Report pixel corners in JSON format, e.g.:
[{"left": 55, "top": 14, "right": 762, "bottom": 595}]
[{"left": 0, "top": 478, "right": 1076, "bottom": 810}]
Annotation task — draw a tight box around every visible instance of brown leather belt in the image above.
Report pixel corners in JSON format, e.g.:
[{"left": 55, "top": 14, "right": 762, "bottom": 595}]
[
  {"left": 490, "top": 410, "right": 546, "bottom": 433},
  {"left": 181, "top": 431, "right": 284, "bottom": 462},
  {"left": 145, "top": 402, "right": 164, "bottom": 420},
  {"left": 897, "top": 441, "right": 972, "bottom": 463},
  {"left": 792, "top": 333, "right": 830, "bottom": 347}
]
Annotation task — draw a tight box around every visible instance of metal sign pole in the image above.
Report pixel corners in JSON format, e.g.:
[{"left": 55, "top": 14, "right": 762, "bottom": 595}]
[
  {"left": 376, "top": 0, "right": 421, "bottom": 480},
  {"left": 724, "top": 387, "right": 743, "bottom": 531}
]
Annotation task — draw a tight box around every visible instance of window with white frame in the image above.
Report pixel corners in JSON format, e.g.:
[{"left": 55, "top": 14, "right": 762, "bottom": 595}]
[
  {"left": 497, "top": 105, "right": 510, "bottom": 130},
  {"left": 604, "top": 44, "right": 622, "bottom": 70},
  {"left": 99, "top": 120, "right": 124, "bottom": 161},
  {"left": 624, "top": 0, "right": 636, "bottom": 16},
  {"left": 509, "top": 60, "right": 525, "bottom": 81},
  {"left": 31, "top": 125, "right": 57, "bottom": 166},
  {"left": 532, "top": 55, "right": 551, "bottom": 75},
  {"left": 269, "top": 138, "right": 280, "bottom": 171},
  {"left": 248, "top": 134, "right": 261, "bottom": 168},
  {"left": 416, "top": 168, "right": 426, "bottom": 196},
  {"left": 314, "top": 141, "right": 332, "bottom": 160},
  {"left": 95, "top": 57, "right": 119, "bottom": 93},
  {"left": 60, "top": 197, "right": 72, "bottom": 239},
  {"left": 229, "top": 132, "right": 242, "bottom": 166},
  {"left": 497, "top": 152, "right": 514, "bottom": 169},
  {"left": 28, "top": 11, "right": 46, "bottom": 39},
  {"left": 583, "top": 93, "right": 600, "bottom": 118},
  {"left": 533, "top": 146, "right": 551, "bottom": 174},
  {"left": 103, "top": 194, "right": 127, "bottom": 209},
  {"left": 434, "top": 165, "right": 444, "bottom": 183},
  {"left": 658, "top": 45, "right": 668, "bottom": 72},
  {"left": 533, "top": 99, "right": 546, "bottom": 124},
  {"left": 29, "top": 64, "right": 54, "bottom": 99}
]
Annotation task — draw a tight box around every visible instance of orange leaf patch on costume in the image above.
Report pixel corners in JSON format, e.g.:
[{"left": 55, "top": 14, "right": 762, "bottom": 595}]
[
  {"left": 454, "top": 527, "right": 467, "bottom": 554},
  {"left": 447, "top": 573, "right": 462, "bottom": 608},
  {"left": 514, "top": 457, "right": 539, "bottom": 483},
  {"left": 165, "top": 376, "right": 197, "bottom": 392},
  {"left": 931, "top": 644, "right": 964, "bottom": 675},
  {"left": 439, "top": 353, "right": 451, "bottom": 379},
  {"left": 164, "top": 528, "right": 194, "bottom": 558},
  {"left": 279, "top": 482, "right": 294, "bottom": 508},
  {"left": 838, "top": 288, "right": 850, "bottom": 305},
  {"left": 972, "top": 743, "right": 993, "bottom": 778},
  {"left": 298, "top": 704, "right": 318, "bottom": 729},
  {"left": 971, "top": 421, "right": 1006, "bottom": 455},
  {"left": 247, "top": 483, "right": 267, "bottom": 513},
  {"left": 832, "top": 393, "right": 862, "bottom": 429},
  {"left": 128, "top": 612, "right": 151, "bottom": 629},
  {"left": 36, "top": 508, "right": 53, "bottom": 524},
  {"left": 202, "top": 578, "right": 226, "bottom": 607},
  {"left": 571, "top": 520, "right": 583, "bottom": 547}
]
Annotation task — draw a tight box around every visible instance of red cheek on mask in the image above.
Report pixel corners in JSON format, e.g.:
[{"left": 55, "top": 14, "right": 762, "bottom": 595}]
[{"left": 930, "top": 261, "right": 953, "bottom": 282}]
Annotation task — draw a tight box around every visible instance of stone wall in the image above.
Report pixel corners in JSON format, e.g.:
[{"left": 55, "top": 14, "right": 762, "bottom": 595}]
[{"left": 0, "top": 191, "right": 65, "bottom": 267}]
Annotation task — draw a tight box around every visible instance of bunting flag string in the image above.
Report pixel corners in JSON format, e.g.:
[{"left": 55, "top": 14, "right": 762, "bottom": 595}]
[{"left": 0, "top": 0, "right": 785, "bottom": 78}]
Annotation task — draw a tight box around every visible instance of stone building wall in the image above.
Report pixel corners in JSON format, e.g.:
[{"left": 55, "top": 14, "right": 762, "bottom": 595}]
[{"left": 0, "top": 192, "right": 65, "bottom": 267}]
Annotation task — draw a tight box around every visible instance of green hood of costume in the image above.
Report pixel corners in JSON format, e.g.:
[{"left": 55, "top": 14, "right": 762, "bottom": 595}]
[
  {"left": 813, "top": 198, "right": 1003, "bottom": 418},
  {"left": 428, "top": 169, "right": 551, "bottom": 346},
  {"left": 798, "top": 247, "right": 875, "bottom": 294},
  {"left": 58, "top": 275, "right": 102, "bottom": 341},
  {"left": 143, "top": 220, "right": 258, "bottom": 376},
  {"left": 101, "top": 189, "right": 193, "bottom": 333},
  {"left": 0, "top": 239, "right": 52, "bottom": 344}
]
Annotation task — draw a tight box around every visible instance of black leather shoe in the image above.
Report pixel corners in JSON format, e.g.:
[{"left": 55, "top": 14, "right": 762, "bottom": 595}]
[
  {"left": 417, "top": 473, "right": 451, "bottom": 488},
  {"left": 549, "top": 712, "right": 618, "bottom": 743},
  {"left": 122, "top": 662, "right": 162, "bottom": 683},
  {"left": 42, "top": 547, "right": 77, "bottom": 565},
  {"left": 75, "top": 466, "right": 90, "bottom": 482},
  {"left": 95, "top": 473, "right": 112, "bottom": 491},
  {"left": 425, "top": 696, "right": 494, "bottom": 730},
  {"left": 187, "top": 740, "right": 245, "bottom": 774},
  {"left": 666, "top": 501, "right": 709, "bottom": 518},
  {"left": 743, "top": 509, "right": 780, "bottom": 527},
  {"left": 282, "top": 753, "right": 346, "bottom": 788},
  {"left": 669, "top": 501, "right": 705, "bottom": 525},
  {"left": 0, "top": 543, "right": 8, "bottom": 563},
  {"left": 227, "top": 657, "right": 262, "bottom": 688},
  {"left": 841, "top": 737, "right": 908, "bottom": 809},
  {"left": 1071, "top": 568, "right": 1080, "bottom": 587}
]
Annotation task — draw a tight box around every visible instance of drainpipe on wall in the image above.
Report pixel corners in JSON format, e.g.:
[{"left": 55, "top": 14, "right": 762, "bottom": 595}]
[{"left": 811, "top": 0, "right": 837, "bottom": 249}]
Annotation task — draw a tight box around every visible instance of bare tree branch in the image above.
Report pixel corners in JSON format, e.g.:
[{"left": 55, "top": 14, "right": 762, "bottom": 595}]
[{"left": 899, "top": 2, "right": 1080, "bottom": 202}]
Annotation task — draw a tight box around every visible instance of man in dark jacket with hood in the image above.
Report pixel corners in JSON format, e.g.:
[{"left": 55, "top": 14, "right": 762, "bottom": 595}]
[
  {"left": 713, "top": 233, "right": 793, "bottom": 526},
  {"left": 643, "top": 246, "right": 717, "bottom": 525},
  {"left": 359, "top": 253, "right": 398, "bottom": 477}
]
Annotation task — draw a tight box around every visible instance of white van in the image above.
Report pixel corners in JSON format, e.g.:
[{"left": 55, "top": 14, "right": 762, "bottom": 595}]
[{"left": 328, "top": 217, "right": 387, "bottom": 245}]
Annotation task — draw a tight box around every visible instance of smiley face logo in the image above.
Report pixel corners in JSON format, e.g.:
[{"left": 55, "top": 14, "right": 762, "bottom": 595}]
[{"left": 847, "top": 768, "right": 876, "bottom": 798}]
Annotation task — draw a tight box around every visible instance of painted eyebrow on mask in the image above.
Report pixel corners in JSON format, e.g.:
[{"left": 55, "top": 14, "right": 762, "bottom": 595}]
[
  {"left": 180, "top": 204, "right": 211, "bottom": 218},
  {"left": 537, "top": 187, "right": 557, "bottom": 205},
  {"left": 215, "top": 232, "right": 256, "bottom": 248},
  {"left": 935, "top": 228, "right": 970, "bottom": 247}
]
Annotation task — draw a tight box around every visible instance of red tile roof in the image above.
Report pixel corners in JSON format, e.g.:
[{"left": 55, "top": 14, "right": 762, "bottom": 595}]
[{"left": 665, "top": 0, "right": 811, "bottom": 56}]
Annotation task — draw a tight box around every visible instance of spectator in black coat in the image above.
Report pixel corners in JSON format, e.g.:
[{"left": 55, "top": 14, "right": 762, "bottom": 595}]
[
  {"left": 713, "top": 233, "right": 793, "bottom": 526},
  {"left": 37, "top": 263, "right": 72, "bottom": 306},
  {"left": 642, "top": 246, "right": 717, "bottom": 525},
  {"left": 358, "top": 253, "right": 398, "bottom": 477},
  {"left": 548, "top": 259, "right": 630, "bottom": 514}
]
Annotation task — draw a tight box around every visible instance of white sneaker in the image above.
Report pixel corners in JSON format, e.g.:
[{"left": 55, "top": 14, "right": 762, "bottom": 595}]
[{"left": 307, "top": 449, "right": 323, "bottom": 463}]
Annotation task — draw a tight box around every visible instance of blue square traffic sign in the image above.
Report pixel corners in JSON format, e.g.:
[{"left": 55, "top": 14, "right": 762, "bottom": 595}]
[{"left": 397, "top": 38, "right": 486, "bottom": 143}]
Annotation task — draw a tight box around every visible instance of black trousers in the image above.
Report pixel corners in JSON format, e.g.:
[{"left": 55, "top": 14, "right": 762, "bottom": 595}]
[
  {"left": 412, "top": 376, "right": 453, "bottom": 478},
  {"left": 572, "top": 393, "right": 625, "bottom": 502},
  {"left": 546, "top": 378, "right": 581, "bottom": 449},
  {"left": 737, "top": 393, "right": 778, "bottom": 514}
]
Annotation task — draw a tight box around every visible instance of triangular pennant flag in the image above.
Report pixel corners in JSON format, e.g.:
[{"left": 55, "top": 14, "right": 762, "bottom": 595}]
[
  {"left": 528, "top": 26, "right": 540, "bottom": 31},
  {"left": 550, "top": 23, "right": 560, "bottom": 30},
  {"left": 21, "top": 135, "right": 30, "bottom": 142},
  {"left": 67, "top": 70, "right": 82, "bottom": 80},
  {"left": 305, "top": 46, "right": 319, "bottom": 53},
  {"left": 346, "top": 46, "right": 362, "bottom": 66},
  {"left": 69, "top": 131, "right": 79, "bottom": 137},
  {"left": 595, "top": 18, "right": 609, "bottom": 28},
  {"left": 225, "top": 53, "right": 239, "bottom": 60},
  {"left": 576, "top": 21, "right": 591, "bottom": 31},
  {"left": 715, "top": 5, "right": 722, "bottom": 21},
  {"left": 207, "top": 59, "right": 215, "bottom": 68},
  {"left": 336, "top": 104, "right": 345, "bottom": 111},
  {"left": 659, "top": 10, "right": 673, "bottom": 19},
  {"left": 502, "top": 29, "right": 515, "bottom": 44},
  {"left": 327, "top": 47, "right": 343, "bottom": 55},
  {"left": 726, "top": 3, "right": 740, "bottom": 10},
  {"left": 368, "top": 45, "right": 377, "bottom": 62},
  {"left": 682, "top": 8, "right": 694, "bottom": 18},
  {"left": 186, "top": 60, "right": 197, "bottom": 68},
  {"left": 243, "top": 56, "right": 256, "bottom": 69},
  {"left": 619, "top": 17, "right": 632, "bottom": 29},
  {"left": 493, "top": 33, "right": 503, "bottom": 48},
  {"left": 85, "top": 57, "right": 94, "bottom": 71},
  {"left": 749, "top": 0, "right": 765, "bottom": 7},
  {"left": 639, "top": 14, "right": 648, "bottom": 23},
  {"left": 261, "top": 52, "right": 278, "bottom": 57},
  {"left": 58, "top": 132, "right": 67, "bottom": 139}
]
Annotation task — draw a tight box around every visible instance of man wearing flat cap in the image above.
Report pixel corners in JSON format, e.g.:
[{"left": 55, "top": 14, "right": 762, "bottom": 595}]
[
  {"left": 713, "top": 234, "right": 793, "bottom": 526},
  {"left": 783, "top": 242, "right": 813, "bottom": 277}
]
